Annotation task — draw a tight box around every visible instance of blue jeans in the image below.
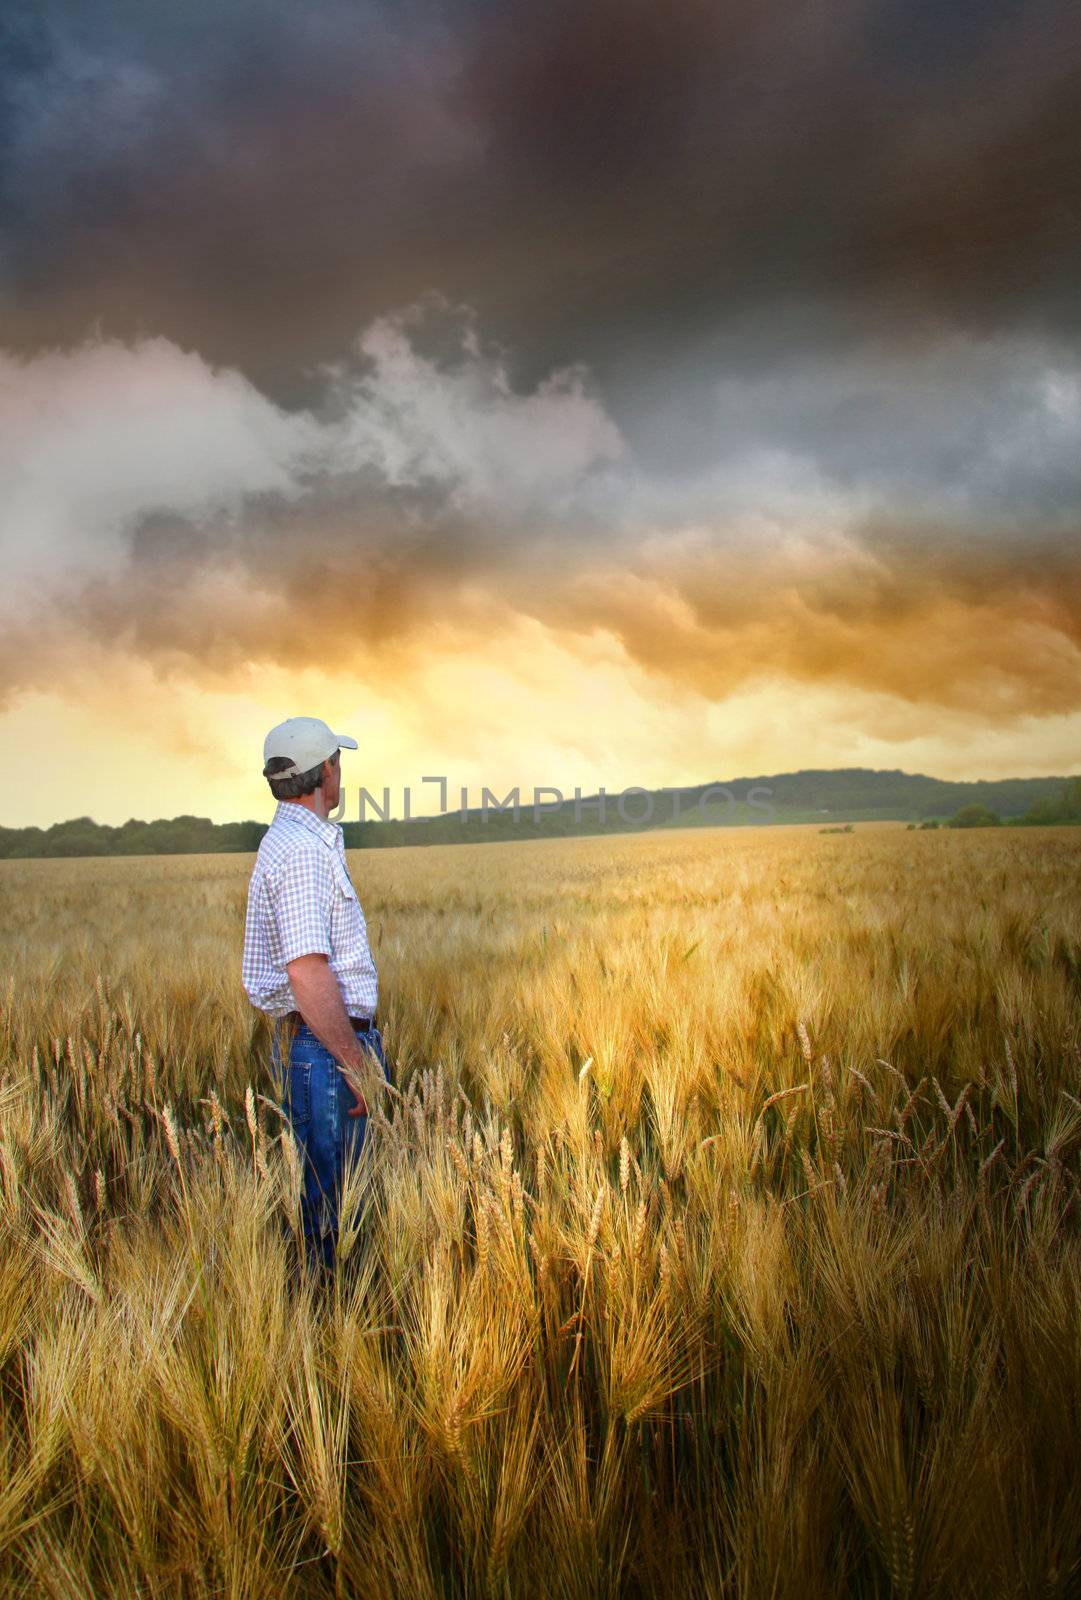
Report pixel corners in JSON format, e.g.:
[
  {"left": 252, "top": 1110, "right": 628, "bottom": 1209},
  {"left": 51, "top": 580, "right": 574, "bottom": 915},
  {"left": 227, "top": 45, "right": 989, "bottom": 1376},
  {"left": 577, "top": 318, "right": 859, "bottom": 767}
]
[{"left": 271, "top": 1020, "right": 392, "bottom": 1272}]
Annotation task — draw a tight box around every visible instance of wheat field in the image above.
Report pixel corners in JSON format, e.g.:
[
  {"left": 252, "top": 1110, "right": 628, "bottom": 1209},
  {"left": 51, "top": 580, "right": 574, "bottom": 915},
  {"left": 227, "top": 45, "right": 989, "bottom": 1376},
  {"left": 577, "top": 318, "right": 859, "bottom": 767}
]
[{"left": 1, "top": 822, "right": 1079, "bottom": 1598}]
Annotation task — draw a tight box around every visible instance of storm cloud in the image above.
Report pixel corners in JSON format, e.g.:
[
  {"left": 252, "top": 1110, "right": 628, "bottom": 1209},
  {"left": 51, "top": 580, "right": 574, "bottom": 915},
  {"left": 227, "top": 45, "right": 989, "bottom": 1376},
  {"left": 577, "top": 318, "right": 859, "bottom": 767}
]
[
  {"left": 1, "top": 0, "right": 1080, "bottom": 794},
  {"left": 2, "top": 298, "right": 1078, "bottom": 729},
  {"left": 3, "top": 0, "right": 1079, "bottom": 389}
]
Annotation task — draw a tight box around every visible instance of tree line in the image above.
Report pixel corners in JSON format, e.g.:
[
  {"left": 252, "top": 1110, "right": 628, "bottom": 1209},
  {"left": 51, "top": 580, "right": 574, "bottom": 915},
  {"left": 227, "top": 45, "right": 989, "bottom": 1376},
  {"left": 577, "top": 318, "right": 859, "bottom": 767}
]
[
  {"left": 904, "top": 777, "right": 1081, "bottom": 830},
  {"left": 2, "top": 777, "right": 1078, "bottom": 859}
]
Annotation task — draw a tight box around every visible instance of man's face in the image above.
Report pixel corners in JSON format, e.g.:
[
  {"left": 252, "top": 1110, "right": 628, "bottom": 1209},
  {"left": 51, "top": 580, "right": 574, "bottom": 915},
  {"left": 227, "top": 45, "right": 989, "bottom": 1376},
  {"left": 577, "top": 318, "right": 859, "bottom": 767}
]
[{"left": 322, "top": 750, "right": 342, "bottom": 811}]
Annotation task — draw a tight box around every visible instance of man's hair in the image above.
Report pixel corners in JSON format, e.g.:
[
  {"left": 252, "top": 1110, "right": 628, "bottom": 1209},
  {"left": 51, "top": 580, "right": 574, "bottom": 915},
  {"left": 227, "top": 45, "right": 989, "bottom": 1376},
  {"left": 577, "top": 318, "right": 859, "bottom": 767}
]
[{"left": 264, "top": 749, "right": 338, "bottom": 800}]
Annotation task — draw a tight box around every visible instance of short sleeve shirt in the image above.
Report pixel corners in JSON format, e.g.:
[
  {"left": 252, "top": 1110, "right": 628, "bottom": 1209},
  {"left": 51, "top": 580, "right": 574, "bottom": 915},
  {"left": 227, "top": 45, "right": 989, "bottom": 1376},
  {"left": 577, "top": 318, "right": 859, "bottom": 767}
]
[{"left": 241, "top": 802, "right": 379, "bottom": 1018}]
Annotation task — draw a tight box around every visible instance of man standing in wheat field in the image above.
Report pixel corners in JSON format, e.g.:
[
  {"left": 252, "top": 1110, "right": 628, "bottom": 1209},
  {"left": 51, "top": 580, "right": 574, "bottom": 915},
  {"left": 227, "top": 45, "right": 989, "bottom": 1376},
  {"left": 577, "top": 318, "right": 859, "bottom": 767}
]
[{"left": 242, "top": 715, "right": 393, "bottom": 1272}]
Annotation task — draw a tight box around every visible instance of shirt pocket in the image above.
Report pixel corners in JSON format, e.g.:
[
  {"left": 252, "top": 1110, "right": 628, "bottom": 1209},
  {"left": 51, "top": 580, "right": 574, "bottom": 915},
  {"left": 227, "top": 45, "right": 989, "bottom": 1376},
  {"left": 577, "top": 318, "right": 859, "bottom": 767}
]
[{"left": 332, "top": 860, "right": 360, "bottom": 906}]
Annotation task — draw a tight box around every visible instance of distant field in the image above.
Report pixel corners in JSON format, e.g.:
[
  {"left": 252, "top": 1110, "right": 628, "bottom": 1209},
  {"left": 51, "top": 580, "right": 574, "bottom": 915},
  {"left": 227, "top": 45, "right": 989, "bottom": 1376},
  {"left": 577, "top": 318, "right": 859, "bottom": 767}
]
[{"left": 1, "top": 823, "right": 1080, "bottom": 1597}]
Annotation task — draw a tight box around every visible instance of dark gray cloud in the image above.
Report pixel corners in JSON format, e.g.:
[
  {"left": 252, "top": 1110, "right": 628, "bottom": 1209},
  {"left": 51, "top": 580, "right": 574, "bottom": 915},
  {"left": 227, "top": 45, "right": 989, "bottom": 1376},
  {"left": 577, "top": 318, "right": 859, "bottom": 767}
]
[
  {"left": 1, "top": 0, "right": 1079, "bottom": 406},
  {"left": 2, "top": 1, "right": 1080, "bottom": 752}
]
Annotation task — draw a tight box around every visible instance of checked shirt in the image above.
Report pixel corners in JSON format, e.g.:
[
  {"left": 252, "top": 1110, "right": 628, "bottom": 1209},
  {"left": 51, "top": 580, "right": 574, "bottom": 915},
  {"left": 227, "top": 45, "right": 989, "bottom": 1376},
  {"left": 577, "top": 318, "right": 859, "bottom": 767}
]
[{"left": 241, "top": 801, "right": 378, "bottom": 1019}]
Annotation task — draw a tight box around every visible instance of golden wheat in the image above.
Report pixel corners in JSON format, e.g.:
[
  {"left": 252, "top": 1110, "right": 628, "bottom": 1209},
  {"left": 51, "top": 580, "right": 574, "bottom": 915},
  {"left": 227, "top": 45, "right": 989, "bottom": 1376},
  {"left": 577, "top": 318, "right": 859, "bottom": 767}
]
[{"left": 0, "top": 822, "right": 1079, "bottom": 1596}]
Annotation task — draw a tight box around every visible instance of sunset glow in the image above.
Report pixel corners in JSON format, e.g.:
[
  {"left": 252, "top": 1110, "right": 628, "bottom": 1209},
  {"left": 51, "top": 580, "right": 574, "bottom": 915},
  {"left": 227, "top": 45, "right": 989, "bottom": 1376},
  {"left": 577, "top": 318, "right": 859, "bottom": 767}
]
[{"left": 2, "top": 2, "right": 1079, "bottom": 825}]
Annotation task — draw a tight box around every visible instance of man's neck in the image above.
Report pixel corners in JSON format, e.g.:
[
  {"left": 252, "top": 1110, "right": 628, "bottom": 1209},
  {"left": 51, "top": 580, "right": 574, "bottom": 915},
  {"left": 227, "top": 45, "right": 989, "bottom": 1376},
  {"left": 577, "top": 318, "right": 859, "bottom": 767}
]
[{"left": 285, "top": 793, "right": 330, "bottom": 821}]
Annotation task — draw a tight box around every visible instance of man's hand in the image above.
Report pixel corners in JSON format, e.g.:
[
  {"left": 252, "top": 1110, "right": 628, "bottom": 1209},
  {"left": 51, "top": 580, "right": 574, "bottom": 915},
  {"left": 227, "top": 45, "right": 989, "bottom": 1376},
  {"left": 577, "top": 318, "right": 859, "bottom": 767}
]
[
  {"left": 339, "top": 1059, "right": 369, "bottom": 1118},
  {"left": 284, "top": 951, "right": 382, "bottom": 1115}
]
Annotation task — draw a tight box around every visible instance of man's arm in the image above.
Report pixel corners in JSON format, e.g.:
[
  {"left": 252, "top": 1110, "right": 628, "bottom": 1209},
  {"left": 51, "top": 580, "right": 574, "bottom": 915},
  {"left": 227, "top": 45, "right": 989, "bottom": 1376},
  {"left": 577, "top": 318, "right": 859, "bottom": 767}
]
[{"left": 285, "top": 952, "right": 385, "bottom": 1115}]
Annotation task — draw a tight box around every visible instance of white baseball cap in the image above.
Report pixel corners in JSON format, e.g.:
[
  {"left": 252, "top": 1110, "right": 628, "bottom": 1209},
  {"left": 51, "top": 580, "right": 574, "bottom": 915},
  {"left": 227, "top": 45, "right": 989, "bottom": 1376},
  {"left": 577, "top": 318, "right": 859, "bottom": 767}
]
[{"left": 262, "top": 716, "right": 358, "bottom": 780}]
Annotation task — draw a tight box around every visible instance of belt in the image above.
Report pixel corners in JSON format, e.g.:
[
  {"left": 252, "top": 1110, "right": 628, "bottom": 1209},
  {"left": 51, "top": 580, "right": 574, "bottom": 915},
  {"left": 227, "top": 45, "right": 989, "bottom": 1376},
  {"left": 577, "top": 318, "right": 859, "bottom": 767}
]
[{"left": 280, "top": 1009, "right": 376, "bottom": 1033}]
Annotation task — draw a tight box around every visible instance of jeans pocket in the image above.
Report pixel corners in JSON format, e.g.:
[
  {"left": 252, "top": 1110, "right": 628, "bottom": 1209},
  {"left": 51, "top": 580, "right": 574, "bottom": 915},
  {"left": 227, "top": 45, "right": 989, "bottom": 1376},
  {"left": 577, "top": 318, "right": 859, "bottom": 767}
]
[{"left": 287, "top": 1062, "right": 312, "bottom": 1124}]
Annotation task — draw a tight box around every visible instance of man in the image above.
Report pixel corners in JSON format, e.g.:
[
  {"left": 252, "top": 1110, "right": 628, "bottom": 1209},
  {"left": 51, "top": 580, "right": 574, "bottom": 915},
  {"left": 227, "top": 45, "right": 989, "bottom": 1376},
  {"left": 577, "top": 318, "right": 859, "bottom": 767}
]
[{"left": 242, "top": 715, "right": 393, "bottom": 1271}]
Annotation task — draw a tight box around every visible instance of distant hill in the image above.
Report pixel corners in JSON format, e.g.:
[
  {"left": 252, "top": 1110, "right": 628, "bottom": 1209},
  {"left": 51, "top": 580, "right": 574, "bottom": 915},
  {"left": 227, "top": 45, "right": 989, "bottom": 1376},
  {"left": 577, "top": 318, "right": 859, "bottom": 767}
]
[{"left": 0, "top": 767, "right": 1076, "bottom": 858}]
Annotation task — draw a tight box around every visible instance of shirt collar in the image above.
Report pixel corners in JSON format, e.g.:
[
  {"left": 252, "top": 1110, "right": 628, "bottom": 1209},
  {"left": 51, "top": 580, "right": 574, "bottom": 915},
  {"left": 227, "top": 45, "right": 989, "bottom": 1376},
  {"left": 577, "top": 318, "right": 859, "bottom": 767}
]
[{"left": 272, "top": 800, "right": 341, "bottom": 850}]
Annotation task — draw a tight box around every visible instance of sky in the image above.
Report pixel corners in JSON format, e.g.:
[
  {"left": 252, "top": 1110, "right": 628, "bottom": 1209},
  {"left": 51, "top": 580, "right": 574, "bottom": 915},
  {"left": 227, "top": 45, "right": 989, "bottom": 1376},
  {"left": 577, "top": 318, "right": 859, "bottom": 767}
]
[{"left": 1, "top": 0, "right": 1079, "bottom": 827}]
